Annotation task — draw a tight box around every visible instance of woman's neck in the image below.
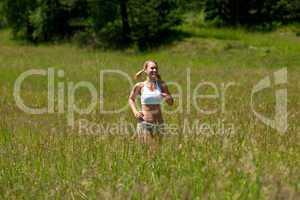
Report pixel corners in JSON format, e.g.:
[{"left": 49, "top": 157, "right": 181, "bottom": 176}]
[{"left": 146, "top": 78, "right": 157, "bottom": 83}]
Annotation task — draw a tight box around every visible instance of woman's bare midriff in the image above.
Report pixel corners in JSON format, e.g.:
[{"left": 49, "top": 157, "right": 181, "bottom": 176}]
[{"left": 141, "top": 104, "right": 163, "bottom": 123}]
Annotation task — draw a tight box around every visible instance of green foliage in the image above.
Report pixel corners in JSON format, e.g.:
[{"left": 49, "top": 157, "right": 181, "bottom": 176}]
[
  {"left": 205, "top": 0, "right": 264, "bottom": 26},
  {"left": 205, "top": 0, "right": 300, "bottom": 27},
  {"left": 2, "top": 0, "right": 181, "bottom": 49},
  {"left": 127, "top": 0, "right": 182, "bottom": 49},
  {"left": 2, "top": 0, "right": 83, "bottom": 41},
  {"left": 0, "top": 1, "right": 7, "bottom": 28},
  {"left": 85, "top": 0, "right": 182, "bottom": 49},
  {"left": 262, "top": 0, "right": 300, "bottom": 22},
  {"left": 177, "top": 0, "right": 205, "bottom": 12},
  {"left": 29, "top": 0, "right": 70, "bottom": 41},
  {"left": 5, "top": 0, "right": 299, "bottom": 48},
  {"left": 3, "top": 0, "right": 37, "bottom": 38},
  {"left": 96, "top": 20, "right": 126, "bottom": 48},
  {"left": 85, "top": 0, "right": 126, "bottom": 48},
  {"left": 88, "top": 0, "right": 119, "bottom": 32}
]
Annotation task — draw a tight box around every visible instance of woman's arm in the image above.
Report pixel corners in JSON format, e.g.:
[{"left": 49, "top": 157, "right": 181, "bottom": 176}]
[
  {"left": 128, "top": 83, "right": 144, "bottom": 119},
  {"left": 160, "top": 81, "right": 174, "bottom": 106}
]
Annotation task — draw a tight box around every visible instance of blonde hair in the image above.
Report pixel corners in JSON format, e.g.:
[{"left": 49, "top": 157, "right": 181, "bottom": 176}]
[{"left": 135, "top": 60, "right": 161, "bottom": 80}]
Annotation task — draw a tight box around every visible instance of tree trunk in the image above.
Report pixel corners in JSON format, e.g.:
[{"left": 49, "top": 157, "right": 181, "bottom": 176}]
[{"left": 120, "top": 0, "right": 131, "bottom": 43}]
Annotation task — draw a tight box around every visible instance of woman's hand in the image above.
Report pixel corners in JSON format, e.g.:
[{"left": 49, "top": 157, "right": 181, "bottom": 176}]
[
  {"left": 161, "top": 92, "right": 172, "bottom": 100},
  {"left": 161, "top": 92, "right": 174, "bottom": 105},
  {"left": 134, "top": 111, "right": 144, "bottom": 120}
]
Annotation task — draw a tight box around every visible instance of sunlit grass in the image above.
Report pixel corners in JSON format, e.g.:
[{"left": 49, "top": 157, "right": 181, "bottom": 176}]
[{"left": 0, "top": 25, "right": 299, "bottom": 199}]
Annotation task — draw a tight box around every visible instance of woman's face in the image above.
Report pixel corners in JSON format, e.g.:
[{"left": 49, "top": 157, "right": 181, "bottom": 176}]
[{"left": 145, "top": 62, "right": 158, "bottom": 80}]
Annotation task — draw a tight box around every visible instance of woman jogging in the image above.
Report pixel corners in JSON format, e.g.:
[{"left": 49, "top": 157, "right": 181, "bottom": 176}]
[{"left": 129, "top": 60, "right": 174, "bottom": 146}]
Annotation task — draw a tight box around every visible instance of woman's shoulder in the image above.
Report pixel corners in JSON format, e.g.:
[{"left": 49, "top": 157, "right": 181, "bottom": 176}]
[
  {"left": 136, "top": 82, "right": 144, "bottom": 86},
  {"left": 134, "top": 82, "right": 144, "bottom": 89}
]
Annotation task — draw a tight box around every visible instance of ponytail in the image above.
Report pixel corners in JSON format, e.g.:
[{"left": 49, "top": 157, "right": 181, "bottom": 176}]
[{"left": 135, "top": 69, "right": 145, "bottom": 80}]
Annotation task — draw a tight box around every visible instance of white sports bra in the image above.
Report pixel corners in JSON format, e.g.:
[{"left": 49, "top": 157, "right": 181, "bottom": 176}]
[{"left": 141, "top": 81, "right": 163, "bottom": 105}]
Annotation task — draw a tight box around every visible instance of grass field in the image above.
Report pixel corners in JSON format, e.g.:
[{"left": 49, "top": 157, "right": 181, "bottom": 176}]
[{"left": 0, "top": 24, "right": 299, "bottom": 199}]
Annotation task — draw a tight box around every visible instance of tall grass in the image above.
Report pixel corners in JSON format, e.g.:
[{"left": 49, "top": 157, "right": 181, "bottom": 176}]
[{"left": 0, "top": 25, "right": 299, "bottom": 199}]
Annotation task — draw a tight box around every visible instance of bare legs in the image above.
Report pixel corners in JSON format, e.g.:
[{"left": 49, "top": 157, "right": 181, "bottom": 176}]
[{"left": 137, "top": 123, "right": 162, "bottom": 155}]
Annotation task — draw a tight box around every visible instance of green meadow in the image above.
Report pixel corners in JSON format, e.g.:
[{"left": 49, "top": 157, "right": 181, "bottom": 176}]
[{"left": 0, "top": 24, "right": 299, "bottom": 199}]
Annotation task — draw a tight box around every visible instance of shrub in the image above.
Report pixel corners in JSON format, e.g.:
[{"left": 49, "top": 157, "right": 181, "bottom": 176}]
[
  {"left": 3, "top": 0, "right": 182, "bottom": 49},
  {"left": 3, "top": 0, "right": 73, "bottom": 41},
  {"left": 3, "top": 0, "right": 37, "bottom": 39},
  {"left": 0, "top": 1, "right": 7, "bottom": 28},
  {"left": 205, "top": 0, "right": 300, "bottom": 27},
  {"left": 29, "top": 0, "right": 70, "bottom": 41},
  {"left": 127, "top": 0, "right": 182, "bottom": 49}
]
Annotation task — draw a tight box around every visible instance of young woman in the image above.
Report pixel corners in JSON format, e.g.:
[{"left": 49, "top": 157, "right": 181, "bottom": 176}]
[{"left": 128, "top": 60, "right": 174, "bottom": 145}]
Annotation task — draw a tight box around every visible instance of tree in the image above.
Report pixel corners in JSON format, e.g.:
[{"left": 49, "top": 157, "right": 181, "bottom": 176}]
[
  {"left": 120, "top": 0, "right": 131, "bottom": 43},
  {"left": 3, "top": 0, "right": 37, "bottom": 39},
  {"left": 127, "top": 0, "right": 181, "bottom": 49},
  {"left": 205, "top": 0, "right": 300, "bottom": 26},
  {"left": 87, "top": 0, "right": 181, "bottom": 49},
  {"left": 29, "top": 0, "right": 70, "bottom": 41},
  {"left": 0, "top": 1, "right": 7, "bottom": 28},
  {"left": 2, "top": 0, "right": 181, "bottom": 49}
]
